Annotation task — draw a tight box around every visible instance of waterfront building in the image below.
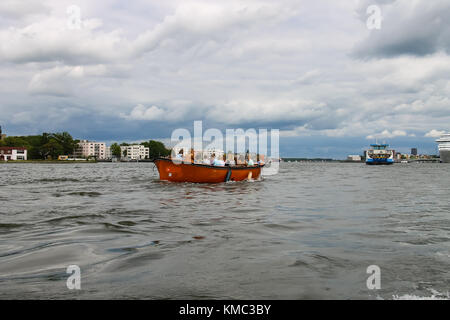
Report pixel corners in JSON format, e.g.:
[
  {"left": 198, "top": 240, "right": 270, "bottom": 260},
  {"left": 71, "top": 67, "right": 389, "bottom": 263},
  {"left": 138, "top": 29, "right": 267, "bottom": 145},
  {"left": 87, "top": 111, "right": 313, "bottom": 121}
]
[
  {"left": 0, "top": 147, "right": 27, "bottom": 161},
  {"left": 411, "top": 148, "right": 418, "bottom": 156},
  {"left": 105, "top": 146, "right": 112, "bottom": 160},
  {"left": 74, "top": 140, "right": 107, "bottom": 159},
  {"left": 347, "top": 155, "right": 362, "bottom": 161},
  {"left": 120, "top": 145, "right": 149, "bottom": 160}
]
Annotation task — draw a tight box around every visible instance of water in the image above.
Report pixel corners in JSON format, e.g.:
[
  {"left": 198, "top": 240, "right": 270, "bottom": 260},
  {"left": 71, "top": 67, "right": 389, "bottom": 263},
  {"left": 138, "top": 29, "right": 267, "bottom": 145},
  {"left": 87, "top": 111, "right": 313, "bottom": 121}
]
[{"left": 0, "top": 162, "right": 449, "bottom": 299}]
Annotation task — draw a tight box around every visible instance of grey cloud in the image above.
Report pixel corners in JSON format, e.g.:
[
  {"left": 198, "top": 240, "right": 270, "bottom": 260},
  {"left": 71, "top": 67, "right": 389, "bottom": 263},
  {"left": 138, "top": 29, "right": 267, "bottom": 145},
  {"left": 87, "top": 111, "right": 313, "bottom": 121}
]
[
  {"left": 354, "top": 0, "right": 450, "bottom": 58},
  {"left": 0, "top": 0, "right": 50, "bottom": 20},
  {"left": 0, "top": 2, "right": 294, "bottom": 66}
]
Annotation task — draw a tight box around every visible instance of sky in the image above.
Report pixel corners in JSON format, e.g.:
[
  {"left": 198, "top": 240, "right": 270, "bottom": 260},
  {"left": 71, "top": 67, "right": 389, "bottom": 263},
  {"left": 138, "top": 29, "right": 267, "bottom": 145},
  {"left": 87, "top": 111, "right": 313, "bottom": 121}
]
[{"left": 1, "top": 0, "right": 449, "bottom": 158}]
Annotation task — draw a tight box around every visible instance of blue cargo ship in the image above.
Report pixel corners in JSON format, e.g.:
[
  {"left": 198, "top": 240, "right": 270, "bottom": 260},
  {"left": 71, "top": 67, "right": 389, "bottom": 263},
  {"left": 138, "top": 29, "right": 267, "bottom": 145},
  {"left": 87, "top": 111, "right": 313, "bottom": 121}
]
[{"left": 365, "top": 144, "right": 394, "bottom": 165}]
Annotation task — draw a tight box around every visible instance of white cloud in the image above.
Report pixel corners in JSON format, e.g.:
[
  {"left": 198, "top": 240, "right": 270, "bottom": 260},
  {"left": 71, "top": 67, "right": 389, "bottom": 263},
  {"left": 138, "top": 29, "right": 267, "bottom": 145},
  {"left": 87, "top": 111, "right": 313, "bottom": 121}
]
[
  {"left": 0, "top": 17, "right": 125, "bottom": 64},
  {"left": 0, "top": 1, "right": 295, "bottom": 65},
  {"left": 366, "top": 130, "right": 408, "bottom": 140},
  {"left": 0, "top": 0, "right": 50, "bottom": 19},
  {"left": 27, "top": 65, "right": 110, "bottom": 96},
  {"left": 206, "top": 99, "right": 327, "bottom": 125},
  {"left": 425, "top": 129, "right": 446, "bottom": 138},
  {"left": 123, "top": 104, "right": 166, "bottom": 121},
  {"left": 121, "top": 103, "right": 193, "bottom": 122},
  {"left": 132, "top": 1, "right": 296, "bottom": 56}
]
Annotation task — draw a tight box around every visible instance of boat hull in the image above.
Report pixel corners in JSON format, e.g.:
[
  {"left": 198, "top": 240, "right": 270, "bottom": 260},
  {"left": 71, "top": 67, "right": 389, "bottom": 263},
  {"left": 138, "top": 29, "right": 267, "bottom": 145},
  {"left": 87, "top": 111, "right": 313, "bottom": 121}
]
[
  {"left": 439, "top": 150, "right": 450, "bottom": 163},
  {"left": 366, "top": 158, "right": 394, "bottom": 165},
  {"left": 154, "top": 158, "right": 262, "bottom": 183}
]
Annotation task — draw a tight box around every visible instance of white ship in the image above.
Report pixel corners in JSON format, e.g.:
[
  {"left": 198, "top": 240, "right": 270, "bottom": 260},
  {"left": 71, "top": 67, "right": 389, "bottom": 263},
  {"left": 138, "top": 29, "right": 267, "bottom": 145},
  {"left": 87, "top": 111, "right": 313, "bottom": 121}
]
[{"left": 436, "top": 133, "right": 450, "bottom": 163}]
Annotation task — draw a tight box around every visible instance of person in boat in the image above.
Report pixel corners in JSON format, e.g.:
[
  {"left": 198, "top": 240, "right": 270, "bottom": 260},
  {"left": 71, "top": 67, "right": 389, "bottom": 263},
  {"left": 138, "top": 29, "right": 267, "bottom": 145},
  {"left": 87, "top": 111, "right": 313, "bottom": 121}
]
[
  {"left": 237, "top": 154, "right": 246, "bottom": 166},
  {"left": 209, "top": 153, "right": 225, "bottom": 166},
  {"left": 175, "top": 149, "right": 183, "bottom": 159},
  {"left": 247, "top": 154, "right": 254, "bottom": 166},
  {"left": 194, "top": 151, "right": 202, "bottom": 164},
  {"left": 214, "top": 156, "right": 225, "bottom": 166},
  {"left": 257, "top": 154, "right": 264, "bottom": 165},
  {"left": 202, "top": 154, "right": 210, "bottom": 165},
  {"left": 190, "top": 148, "right": 195, "bottom": 163},
  {"left": 220, "top": 154, "right": 229, "bottom": 166},
  {"left": 226, "top": 155, "right": 236, "bottom": 166}
]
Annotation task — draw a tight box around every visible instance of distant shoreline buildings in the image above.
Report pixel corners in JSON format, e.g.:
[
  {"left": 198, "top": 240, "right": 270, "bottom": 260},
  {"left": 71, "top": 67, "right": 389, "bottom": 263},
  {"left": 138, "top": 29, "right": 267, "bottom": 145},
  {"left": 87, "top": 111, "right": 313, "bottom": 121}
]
[
  {"left": 0, "top": 125, "right": 448, "bottom": 162},
  {"left": 345, "top": 145, "right": 441, "bottom": 163},
  {"left": 120, "top": 145, "right": 149, "bottom": 160},
  {"left": 347, "top": 155, "right": 362, "bottom": 162},
  {"left": 0, "top": 126, "right": 167, "bottom": 161},
  {"left": 73, "top": 140, "right": 150, "bottom": 160},
  {"left": 74, "top": 140, "right": 107, "bottom": 159},
  {"left": 0, "top": 127, "right": 28, "bottom": 160},
  {"left": 0, "top": 147, "right": 27, "bottom": 161}
]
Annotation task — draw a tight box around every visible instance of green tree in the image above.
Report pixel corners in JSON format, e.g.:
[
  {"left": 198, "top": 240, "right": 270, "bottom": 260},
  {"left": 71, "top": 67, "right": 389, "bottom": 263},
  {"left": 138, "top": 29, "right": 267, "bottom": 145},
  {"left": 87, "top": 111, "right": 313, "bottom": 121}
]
[
  {"left": 0, "top": 136, "right": 31, "bottom": 149},
  {"left": 41, "top": 139, "right": 64, "bottom": 160},
  {"left": 110, "top": 143, "right": 122, "bottom": 157},
  {"left": 50, "top": 132, "right": 77, "bottom": 155},
  {"left": 141, "top": 140, "right": 171, "bottom": 159},
  {"left": 0, "top": 132, "right": 77, "bottom": 160}
]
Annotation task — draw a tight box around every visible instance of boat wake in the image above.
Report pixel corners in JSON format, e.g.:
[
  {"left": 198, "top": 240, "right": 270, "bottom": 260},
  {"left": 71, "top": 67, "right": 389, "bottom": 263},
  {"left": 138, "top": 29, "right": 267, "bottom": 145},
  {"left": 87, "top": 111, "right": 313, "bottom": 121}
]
[{"left": 391, "top": 289, "right": 450, "bottom": 300}]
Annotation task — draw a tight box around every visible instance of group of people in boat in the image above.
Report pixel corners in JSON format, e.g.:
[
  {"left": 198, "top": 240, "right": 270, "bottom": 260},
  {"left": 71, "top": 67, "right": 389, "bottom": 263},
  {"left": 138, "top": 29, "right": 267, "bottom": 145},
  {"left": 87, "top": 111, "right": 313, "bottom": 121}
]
[{"left": 173, "top": 149, "right": 264, "bottom": 167}]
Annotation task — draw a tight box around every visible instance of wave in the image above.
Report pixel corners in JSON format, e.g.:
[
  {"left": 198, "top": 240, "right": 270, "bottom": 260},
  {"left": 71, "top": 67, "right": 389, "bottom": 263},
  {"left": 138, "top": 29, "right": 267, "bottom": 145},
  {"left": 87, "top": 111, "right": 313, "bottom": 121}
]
[
  {"left": 67, "top": 191, "right": 102, "bottom": 197},
  {"left": 392, "top": 289, "right": 450, "bottom": 300}
]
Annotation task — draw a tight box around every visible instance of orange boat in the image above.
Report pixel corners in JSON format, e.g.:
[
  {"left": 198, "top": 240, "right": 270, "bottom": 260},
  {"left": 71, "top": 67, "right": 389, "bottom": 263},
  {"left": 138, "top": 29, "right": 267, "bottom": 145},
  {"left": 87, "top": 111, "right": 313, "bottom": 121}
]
[{"left": 154, "top": 157, "right": 263, "bottom": 183}]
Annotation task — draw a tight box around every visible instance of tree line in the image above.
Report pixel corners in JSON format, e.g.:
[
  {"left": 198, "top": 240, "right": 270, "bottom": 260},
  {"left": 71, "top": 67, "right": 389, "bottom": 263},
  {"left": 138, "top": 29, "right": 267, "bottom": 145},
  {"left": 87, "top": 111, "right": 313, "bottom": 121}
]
[
  {"left": 0, "top": 132, "right": 78, "bottom": 160},
  {"left": 0, "top": 132, "right": 171, "bottom": 160}
]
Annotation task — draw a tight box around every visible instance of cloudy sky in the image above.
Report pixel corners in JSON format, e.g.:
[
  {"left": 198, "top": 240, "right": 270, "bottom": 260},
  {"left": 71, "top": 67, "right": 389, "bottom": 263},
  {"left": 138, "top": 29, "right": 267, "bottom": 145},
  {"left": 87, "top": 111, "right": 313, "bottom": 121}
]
[{"left": 1, "top": 0, "right": 449, "bottom": 158}]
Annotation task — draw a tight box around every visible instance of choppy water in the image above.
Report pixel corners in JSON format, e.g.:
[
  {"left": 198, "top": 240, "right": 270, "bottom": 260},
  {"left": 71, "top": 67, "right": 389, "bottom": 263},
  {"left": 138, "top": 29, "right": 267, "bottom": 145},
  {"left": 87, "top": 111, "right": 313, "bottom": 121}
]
[{"left": 0, "top": 162, "right": 449, "bottom": 299}]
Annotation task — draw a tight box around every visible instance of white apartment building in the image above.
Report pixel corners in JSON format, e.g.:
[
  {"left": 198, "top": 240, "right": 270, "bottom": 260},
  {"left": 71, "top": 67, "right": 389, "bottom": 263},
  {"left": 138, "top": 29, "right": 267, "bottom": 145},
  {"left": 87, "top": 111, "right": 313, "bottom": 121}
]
[
  {"left": 74, "top": 140, "right": 107, "bottom": 159},
  {"left": 120, "top": 145, "right": 149, "bottom": 160},
  {"left": 0, "top": 147, "right": 27, "bottom": 161},
  {"left": 105, "top": 146, "right": 112, "bottom": 160},
  {"left": 347, "top": 155, "right": 362, "bottom": 161}
]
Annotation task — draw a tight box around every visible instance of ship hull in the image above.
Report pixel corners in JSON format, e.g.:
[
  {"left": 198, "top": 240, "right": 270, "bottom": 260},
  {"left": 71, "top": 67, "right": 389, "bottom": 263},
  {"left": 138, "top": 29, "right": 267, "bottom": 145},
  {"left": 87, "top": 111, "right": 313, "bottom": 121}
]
[
  {"left": 154, "top": 158, "right": 262, "bottom": 183},
  {"left": 366, "top": 159, "right": 394, "bottom": 165},
  {"left": 439, "top": 150, "right": 450, "bottom": 163}
]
